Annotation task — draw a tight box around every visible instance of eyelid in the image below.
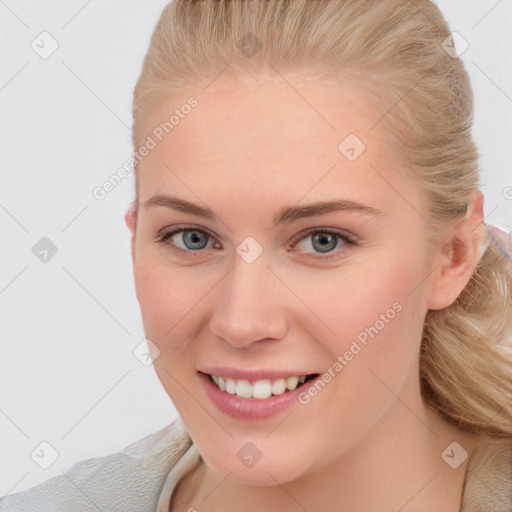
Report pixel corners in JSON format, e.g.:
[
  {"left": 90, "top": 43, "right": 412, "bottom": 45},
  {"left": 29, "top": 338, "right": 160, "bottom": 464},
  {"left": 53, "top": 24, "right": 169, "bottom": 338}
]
[
  {"left": 156, "top": 223, "right": 217, "bottom": 239},
  {"left": 288, "top": 226, "right": 358, "bottom": 246},
  {"left": 155, "top": 224, "right": 359, "bottom": 260},
  {"left": 155, "top": 224, "right": 220, "bottom": 253}
]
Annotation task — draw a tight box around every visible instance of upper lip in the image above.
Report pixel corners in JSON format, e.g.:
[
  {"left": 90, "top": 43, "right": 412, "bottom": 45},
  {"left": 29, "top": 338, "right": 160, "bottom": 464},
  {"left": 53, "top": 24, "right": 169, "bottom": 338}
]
[{"left": 197, "top": 367, "right": 318, "bottom": 382}]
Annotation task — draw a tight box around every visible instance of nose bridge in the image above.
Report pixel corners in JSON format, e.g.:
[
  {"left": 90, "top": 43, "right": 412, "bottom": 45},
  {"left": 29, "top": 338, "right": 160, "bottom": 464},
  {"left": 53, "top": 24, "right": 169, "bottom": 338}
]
[{"left": 208, "top": 249, "right": 288, "bottom": 347}]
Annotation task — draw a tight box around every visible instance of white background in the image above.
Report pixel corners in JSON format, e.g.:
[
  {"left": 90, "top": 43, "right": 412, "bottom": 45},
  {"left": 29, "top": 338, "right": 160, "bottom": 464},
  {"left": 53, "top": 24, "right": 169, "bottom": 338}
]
[{"left": 1, "top": 0, "right": 511, "bottom": 496}]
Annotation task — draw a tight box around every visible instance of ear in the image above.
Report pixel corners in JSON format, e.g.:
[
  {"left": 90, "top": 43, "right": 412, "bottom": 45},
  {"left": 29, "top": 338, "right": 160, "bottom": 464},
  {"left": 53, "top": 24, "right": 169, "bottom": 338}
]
[
  {"left": 427, "top": 189, "right": 485, "bottom": 311},
  {"left": 124, "top": 202, "right": 138, "bottom": 263}
]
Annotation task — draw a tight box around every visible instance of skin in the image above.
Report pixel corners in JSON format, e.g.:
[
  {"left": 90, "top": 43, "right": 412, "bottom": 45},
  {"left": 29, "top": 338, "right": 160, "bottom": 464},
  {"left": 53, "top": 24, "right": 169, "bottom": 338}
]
[{"left": 125, "top": 77, "right": 485, "bottom": 511}]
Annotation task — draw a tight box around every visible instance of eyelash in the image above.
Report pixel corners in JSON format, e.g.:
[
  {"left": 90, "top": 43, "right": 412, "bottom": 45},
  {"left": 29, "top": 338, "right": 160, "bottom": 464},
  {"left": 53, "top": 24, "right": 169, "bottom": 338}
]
[{"left": 154, "top": 224, "right": 359, "bottom": 261}]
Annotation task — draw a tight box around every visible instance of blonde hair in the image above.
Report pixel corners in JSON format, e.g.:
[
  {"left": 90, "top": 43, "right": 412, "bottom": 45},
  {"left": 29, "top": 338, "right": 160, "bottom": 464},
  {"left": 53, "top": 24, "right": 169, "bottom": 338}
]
[{"left": 132, "top": 0, "right": 511, "bottom": 443}]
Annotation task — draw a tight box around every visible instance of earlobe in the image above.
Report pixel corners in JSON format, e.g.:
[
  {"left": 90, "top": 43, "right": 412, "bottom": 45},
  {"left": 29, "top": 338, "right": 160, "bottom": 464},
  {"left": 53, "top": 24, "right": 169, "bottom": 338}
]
[
  {"left": 427, "top": 190, "right": 485, "bottom": 311},
  {"left": 124, "top": 203, "right": 138, "bottom": 263},
  {"left": 124, "top": 203, "right": 137, "bottom": 233},
  {"left": 427, "top": 235, "right": 479, "bottom": 311}
]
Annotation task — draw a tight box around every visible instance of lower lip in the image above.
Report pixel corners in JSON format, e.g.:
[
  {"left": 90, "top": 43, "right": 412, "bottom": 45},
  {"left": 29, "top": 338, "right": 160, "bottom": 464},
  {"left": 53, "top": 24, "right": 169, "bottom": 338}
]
[{"left": 198, "top": 372, "right": 320, "bottom": 420}]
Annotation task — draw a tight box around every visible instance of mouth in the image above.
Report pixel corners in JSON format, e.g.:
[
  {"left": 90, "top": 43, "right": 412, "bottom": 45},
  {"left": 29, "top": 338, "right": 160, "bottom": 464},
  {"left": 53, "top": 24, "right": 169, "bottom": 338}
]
[{"left": 200, "top": 371, "right": 320, "bottom": 399}]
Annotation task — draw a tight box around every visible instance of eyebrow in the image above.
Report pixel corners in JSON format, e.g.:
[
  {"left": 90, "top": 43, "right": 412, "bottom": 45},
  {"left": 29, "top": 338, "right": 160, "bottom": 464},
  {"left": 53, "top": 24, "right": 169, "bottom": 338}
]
[{"left": 142, "top": 194, "right": 384, "bottom": 226}]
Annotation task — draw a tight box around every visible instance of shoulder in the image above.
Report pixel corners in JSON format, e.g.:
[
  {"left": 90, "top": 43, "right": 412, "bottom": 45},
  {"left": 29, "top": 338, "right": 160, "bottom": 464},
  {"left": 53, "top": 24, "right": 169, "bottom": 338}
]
[
  {"left": 0, "top": 417, "right": 192, "bottom": 512},
  {"left": 461, "top": 437, "right": 512, "bottom": 512}
]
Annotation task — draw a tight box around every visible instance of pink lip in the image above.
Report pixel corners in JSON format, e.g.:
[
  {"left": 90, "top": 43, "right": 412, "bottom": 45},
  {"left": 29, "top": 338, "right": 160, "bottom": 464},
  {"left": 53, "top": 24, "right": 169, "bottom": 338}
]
[
  {"left": 197, "top": 366, "right": 315, "bottom": 383},
  {"left": 197, "top": 371, "right": 321, "bottom": 420}
]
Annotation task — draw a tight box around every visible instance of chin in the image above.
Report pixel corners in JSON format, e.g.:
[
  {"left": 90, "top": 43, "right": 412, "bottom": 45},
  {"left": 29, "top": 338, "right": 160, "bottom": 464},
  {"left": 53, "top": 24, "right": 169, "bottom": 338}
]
[{"left": 198, "top": 442, "right": 310, "bottom": 487}]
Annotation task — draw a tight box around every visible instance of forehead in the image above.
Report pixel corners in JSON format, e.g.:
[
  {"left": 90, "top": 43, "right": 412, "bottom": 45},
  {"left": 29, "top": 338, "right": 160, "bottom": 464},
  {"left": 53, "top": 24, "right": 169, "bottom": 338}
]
[{"left": 135, "top": 78, "right": 418, "bottom": 214}]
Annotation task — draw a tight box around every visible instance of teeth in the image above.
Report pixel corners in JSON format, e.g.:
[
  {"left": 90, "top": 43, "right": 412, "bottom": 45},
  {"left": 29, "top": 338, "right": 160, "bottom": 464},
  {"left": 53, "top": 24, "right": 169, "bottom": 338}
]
[
  {"left": 271, "top": 378, "right": 286, "bottom": 395},
  {"left": 210, "top": 374, "right": 310, "bottom": 399},
  {"left": 235, "top": 379, "right": 253, "bottom": 398},
  {"left": 286, "top": 376, "right": 299, "bottom": 390},
  {"left": 225, "top": 378, "right": 236, "bottom": 395},
  {"left": 252, "top": 380, "right": 272, "bottom": 399}
]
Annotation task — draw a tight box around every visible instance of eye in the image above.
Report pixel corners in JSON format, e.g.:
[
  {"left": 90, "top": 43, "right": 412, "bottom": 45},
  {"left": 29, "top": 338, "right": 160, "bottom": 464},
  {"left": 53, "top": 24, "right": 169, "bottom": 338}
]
[
  {"left": 155, "top": 225, "right": 359, "bottom": 260},
  {"left": 288, "top": 227, "right": 359, "bottom": 260},
  {"left": 155, "top": 225, "right": 221, "bottom": 257}
]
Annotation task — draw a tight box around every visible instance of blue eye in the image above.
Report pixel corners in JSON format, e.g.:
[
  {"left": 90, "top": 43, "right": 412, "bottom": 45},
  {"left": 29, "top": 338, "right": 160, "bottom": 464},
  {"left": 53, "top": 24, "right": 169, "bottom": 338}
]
[
  {"left": 292, "top": 230, "right": 347, "bottom": 255},
  {"left": 155, "top": 225, "right": 358, "bottom": 260},
  {"left": 288, "top": 227, "right": 358, "bottom": 260},
  {"left": 155, "top": 226, "right": 220, "bottom": 254}
]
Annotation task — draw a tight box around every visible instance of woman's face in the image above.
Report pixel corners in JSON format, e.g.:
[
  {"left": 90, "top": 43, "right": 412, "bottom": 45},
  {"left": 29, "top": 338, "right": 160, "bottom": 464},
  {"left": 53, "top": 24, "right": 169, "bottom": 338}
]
[{"left": 129, "top": 77, "right": 440, "bottom": 485}]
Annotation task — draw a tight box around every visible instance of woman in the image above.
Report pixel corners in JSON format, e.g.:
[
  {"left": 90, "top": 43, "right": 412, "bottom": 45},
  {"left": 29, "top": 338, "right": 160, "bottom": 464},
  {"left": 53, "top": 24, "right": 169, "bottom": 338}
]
[{"left": 2, "top": 1, "right": 511, "bottom": 511}]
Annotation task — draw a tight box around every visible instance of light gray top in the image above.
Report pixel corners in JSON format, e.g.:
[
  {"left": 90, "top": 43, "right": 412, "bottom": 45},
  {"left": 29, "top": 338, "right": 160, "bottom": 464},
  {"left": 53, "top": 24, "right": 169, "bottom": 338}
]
[{"left": 0, "top": 418, "right": 197, "bottom": 512}]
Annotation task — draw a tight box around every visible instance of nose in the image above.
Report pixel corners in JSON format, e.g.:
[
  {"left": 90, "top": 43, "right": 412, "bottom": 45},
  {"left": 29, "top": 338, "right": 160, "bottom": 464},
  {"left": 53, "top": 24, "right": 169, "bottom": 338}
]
[{"left": 208, "top": 252, "right": 288, "bottom": 349}]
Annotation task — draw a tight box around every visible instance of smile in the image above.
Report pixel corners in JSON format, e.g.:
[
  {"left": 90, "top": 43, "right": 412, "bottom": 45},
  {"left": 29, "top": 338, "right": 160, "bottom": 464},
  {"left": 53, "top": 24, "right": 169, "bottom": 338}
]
[
  {"left": 209, "top": 374, "right": 317, "bottom": 399},
  {"left": 198, "top": 370, "right": 322, "bottom": 420}
]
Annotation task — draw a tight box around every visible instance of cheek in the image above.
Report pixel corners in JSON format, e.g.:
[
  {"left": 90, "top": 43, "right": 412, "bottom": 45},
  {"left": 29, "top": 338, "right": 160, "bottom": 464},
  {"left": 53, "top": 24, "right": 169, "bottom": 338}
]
[
  {"left": 133, "top": 259, "right": 206, "bottom": 349},
  {"left": 311, "top": 252, "right": 428, "bottom": 386},
  {"left": 294, "top": 259, "right": 428, "bottom": 447},
  {"left": 133, "top": 260, "right": 207, "bottom": 405}
]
